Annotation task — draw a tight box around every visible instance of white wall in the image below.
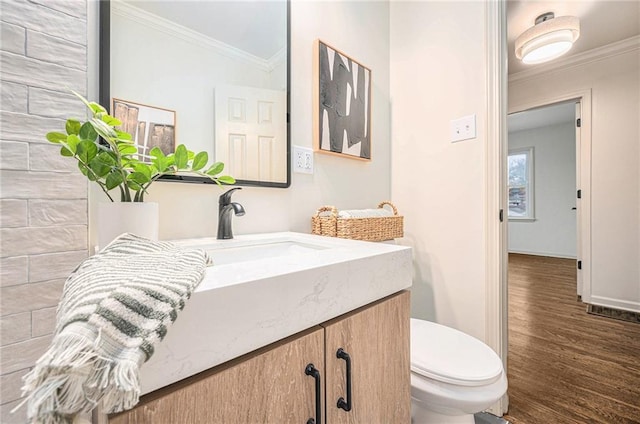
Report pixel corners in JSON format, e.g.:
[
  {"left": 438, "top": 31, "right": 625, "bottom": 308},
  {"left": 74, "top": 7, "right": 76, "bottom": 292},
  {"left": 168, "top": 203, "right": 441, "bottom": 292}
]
[
  {"left": 390, "top": 1, "right": 488, "bottom": 340},
  {"left": 508, "top": 122, "right": 577, "bottom": 258},
  {"left": 509, "top": 48, "right": 640, "bottom": 313},
  {"left": 91, "top": 1, "right": 392, "bottom": 244},
  {"left": 285, "top": 0, "right": 391, "bottom": 232}
]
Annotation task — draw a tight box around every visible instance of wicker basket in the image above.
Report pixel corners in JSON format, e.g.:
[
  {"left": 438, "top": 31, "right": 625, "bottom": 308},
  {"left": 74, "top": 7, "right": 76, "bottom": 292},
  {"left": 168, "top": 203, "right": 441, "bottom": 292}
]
[{"left": 311, "top": 201, "right": 403, "bottom": 242}]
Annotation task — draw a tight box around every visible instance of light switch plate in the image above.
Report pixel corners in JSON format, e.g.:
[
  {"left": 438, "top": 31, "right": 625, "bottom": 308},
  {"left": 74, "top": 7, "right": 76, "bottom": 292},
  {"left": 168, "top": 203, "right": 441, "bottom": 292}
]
[
  {"left": 293, "top": 145, "right": 314, "bottom": 174},
  {"left": 450, "top": 114, "right": 477, "bottom": 143}
]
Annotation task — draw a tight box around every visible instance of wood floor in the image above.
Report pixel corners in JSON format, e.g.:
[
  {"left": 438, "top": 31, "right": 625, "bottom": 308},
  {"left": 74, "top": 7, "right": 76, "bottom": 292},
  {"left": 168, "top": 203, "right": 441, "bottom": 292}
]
[{"left": 504, "top": 254, "right": 640, "bottom": 424}]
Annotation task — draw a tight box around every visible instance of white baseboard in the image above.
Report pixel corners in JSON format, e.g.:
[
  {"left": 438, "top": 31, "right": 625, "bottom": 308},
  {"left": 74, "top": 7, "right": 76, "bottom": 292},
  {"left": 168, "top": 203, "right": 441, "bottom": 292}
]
[
  {"left": 589, "top": 295, "right": 640, "bottom": 313},
  {"left": 508, "top": 249, "right": 576, "bottom": 260}
]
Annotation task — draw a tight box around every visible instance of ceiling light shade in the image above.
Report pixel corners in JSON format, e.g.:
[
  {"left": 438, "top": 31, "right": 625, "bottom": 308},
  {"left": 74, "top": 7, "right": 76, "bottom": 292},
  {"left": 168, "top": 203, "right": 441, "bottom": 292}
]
[{"left": 515, "top": 13, "right": 580, "bottom": 65}]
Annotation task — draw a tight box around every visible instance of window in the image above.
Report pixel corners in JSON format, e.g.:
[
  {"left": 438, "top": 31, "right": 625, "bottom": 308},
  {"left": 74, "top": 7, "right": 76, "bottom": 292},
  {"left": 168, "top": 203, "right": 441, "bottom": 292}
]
[{"left": 508, "top": 148, "right": 534, "bottom": 219}]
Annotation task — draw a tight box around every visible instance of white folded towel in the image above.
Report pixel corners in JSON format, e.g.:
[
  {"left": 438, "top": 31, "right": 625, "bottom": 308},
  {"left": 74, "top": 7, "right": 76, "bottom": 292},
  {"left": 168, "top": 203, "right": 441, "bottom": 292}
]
[{"left": 338, "top": 208, "right": 394, "bottom": 218}]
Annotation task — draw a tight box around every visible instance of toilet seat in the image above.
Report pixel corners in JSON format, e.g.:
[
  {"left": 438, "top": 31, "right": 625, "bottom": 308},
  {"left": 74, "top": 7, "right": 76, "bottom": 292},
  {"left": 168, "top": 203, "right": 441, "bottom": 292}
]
[{"left": 410, "top": 318, "right": 503, "bottom": 387}]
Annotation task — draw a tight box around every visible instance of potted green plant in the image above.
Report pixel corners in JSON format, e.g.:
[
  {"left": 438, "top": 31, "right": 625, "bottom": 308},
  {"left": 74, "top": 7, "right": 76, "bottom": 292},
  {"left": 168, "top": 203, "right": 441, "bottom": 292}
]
[
  {"left": 47, "top": 92, "right": 235, "bottom": 201},
  {"left": 47, "top": 92, "right": 235, "bottom": 247}
]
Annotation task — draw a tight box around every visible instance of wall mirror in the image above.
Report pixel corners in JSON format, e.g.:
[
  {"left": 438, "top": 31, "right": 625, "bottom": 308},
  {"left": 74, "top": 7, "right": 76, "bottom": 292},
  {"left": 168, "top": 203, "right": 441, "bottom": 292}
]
[{"left": 99, "top": 0, "right": 290, "bottom": 188}]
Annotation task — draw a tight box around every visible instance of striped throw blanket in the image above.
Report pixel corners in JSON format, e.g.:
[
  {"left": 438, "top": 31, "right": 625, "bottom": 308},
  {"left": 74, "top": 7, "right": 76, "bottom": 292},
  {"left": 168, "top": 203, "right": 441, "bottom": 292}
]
[{"left": 19, "top": 233, "right": 211, "bottom": 424}]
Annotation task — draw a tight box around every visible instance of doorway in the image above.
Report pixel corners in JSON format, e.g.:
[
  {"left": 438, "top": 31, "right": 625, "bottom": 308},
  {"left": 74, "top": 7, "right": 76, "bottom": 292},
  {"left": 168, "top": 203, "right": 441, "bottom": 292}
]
[
  {"left": 499, "top": 90, "right": 591, "bottom": 418},
  {"left": 487, "top": 90, "right": 593, "bottom": 416},
  {"left": 507, "top": 101, "right": 579, "bottom": 276},
  {"left": 506, "top": 90, "right": 592, "bottom": 304}
]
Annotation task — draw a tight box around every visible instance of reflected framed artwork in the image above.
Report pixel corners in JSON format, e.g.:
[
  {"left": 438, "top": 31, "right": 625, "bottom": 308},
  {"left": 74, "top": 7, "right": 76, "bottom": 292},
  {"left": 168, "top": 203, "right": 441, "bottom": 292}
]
[
  {"left": 112, "top": 98, "right": 176, "bottom": 156},
  {"left": 313, "top": 40, "right": 372, "bottom": 161}
]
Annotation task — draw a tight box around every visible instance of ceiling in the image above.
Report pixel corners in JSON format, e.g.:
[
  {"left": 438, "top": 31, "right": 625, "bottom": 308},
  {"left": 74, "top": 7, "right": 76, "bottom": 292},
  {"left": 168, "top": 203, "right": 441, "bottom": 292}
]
[
  {"left": 508, "top": 102, "right": 575, "bottom": 133},
  {"left": 125, "top": 1, "right": 639, "bottom": 70},
  {"left": 507, "top": 0, "right": 640, "bottom": 74},
  {"left": 127, "top": 0, "right": 287, "bottom": 60}
]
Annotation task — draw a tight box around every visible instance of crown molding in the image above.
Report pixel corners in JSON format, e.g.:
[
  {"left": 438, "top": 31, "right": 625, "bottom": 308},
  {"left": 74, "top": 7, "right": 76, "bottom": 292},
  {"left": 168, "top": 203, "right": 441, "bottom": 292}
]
[
  {"left": 509, "top": 35, "right": 640, "bottom": 83},
  {"left": 267, "top": 47, "right": 286, "bottom": 71},
  {"left": 111, "top": 0, "right": 272, "bottom": 72}
]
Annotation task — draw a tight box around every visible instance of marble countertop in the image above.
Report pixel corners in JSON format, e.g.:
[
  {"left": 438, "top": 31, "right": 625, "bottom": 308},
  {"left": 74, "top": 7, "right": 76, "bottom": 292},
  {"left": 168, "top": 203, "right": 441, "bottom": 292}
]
[{"left": 139, "top": 232, "right": 412, "bottom": 394}]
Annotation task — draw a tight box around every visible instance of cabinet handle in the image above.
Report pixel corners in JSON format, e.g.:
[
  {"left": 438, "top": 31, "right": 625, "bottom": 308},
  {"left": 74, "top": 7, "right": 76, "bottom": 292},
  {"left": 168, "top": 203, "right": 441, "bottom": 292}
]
[
  {"left": 336, "top": 348, "right": 352, "bottom": 412},
  {"left": 305, "top": 363, "right": 321, "bottom": 424}
]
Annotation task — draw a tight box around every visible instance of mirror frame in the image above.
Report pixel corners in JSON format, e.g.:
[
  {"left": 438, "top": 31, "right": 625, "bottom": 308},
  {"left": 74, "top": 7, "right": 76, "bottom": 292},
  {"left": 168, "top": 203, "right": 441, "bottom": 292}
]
[{"left": 99, "top": 0, "right": 291, "bottom": 188}]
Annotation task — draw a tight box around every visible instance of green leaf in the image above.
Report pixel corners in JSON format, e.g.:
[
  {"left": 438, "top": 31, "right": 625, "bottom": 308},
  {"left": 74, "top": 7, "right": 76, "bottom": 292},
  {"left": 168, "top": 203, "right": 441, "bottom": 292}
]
[
  {"left": 133, "top": 163, "right": 152, "bottom": 179},
  {"left": 89, "top": 102, "right": 107, "bottom": 115},
  {"left": 76, "top": 140, "right": 98, "bottom": 163},
  {"left": 105, "top": 171, "right": 124, "bottom": 190},
  {"left": 78, "top": 161, "right": 89, "bottom": 177},
  {"left": 127, "top": 171, "right": 150, "bottom": 185},
  {"left": 79, "top": 121, "right": 98, "bottom": 141},
  {"left": 78, "top": 161, "right": 100, "bottom": 181},
  {"left": 174, "top": 145, "right": 188, "bottom": 169},
  {"left": 88, "top": 155, "right": 113, "bottom": 178},
  {"left": 120, "top": 157, "right": 135, "bottom": 167},
  {"left": 118, "top": 143, "right": 138, "bottom": 155},
  {"left": 217, "top": 175, "right": 236, "bottom": 185},
  {"left": 206, "top": 161, "right": 224, "bottom": 176},
  {"left": 125, "top": 170, "right": 149, "bottom": 191},
  {"left": 127, "top": 180, "right": 143, "bottom": 191},
  {"left": 149, "top": 147, "right": 170, "bottom": 171},
  {"left": 115, "top": 130, "right": 132, "bottom": 141},
  {"left": 102, "top": 114, "right": 122, "bottom": 127},
  {"left": 65, "top": 119, "right": 82, "bottom": 136},
  {"left": 71, "top": 90, "right": 94, "bottom": 113},
  {"left": 66, "top": 134, "right": 81, "bottom": 154},
  {"left": 90, "top": 118, "right": 117, "bottom": 139},
  {"left": 61, "top": 146, "right": 74, "bottom": 157},
  {"left": 149, "top": 146, "right": 165, "bottom": 159},
  {"left": 46, "top": 132, "right": 67, "bottom": 144},
  {"left": 97, "top": 151, "right": 116, "bottom": 166},
  {"left": 58, "top": 134, "right": 79, "bottom": 156},
  {"left": 191, "top": 151, "right": 208, "bottom": 171}
]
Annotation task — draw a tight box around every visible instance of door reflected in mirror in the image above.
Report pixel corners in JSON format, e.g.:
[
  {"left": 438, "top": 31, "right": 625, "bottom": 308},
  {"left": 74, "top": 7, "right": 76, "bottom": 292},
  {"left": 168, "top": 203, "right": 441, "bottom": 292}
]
[{"left": 102, "top": 0, "right": 290, "bottom": 187}]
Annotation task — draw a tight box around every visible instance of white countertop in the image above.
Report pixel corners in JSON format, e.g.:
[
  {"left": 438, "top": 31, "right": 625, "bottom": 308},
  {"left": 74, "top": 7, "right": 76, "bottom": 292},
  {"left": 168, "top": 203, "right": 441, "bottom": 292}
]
[{"left": 139, "top": 232, "right": 412, "bottom": 394}]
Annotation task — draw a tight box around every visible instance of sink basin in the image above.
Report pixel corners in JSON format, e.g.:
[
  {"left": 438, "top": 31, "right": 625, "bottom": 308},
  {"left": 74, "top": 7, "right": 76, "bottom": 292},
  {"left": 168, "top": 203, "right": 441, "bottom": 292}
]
[
  {"left": 173, "top": 233, "right": 348, "bottom": 276},
  {"left": 203, "top": 241, "right": 327, "bottom": 265},
  {"left": 140, "top": 232, "right": 412, "bottom": 395}
]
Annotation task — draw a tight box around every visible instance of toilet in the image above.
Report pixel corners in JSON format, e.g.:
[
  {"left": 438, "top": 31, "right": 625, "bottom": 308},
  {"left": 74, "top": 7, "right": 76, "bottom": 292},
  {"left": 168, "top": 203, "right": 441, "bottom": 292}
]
[{"left": 410, "top": 318, "right": 508, "bottom": 424}]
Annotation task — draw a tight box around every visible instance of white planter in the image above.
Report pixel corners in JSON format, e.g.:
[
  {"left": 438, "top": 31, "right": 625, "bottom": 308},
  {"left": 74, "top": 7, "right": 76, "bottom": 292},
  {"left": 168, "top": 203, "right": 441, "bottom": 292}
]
[{"left": 97, "top": 202, "right": 159, "bottom": 249}]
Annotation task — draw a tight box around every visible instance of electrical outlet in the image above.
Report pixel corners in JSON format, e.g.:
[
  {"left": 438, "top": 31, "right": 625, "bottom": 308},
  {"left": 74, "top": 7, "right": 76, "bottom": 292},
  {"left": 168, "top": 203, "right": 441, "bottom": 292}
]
[
  {"left": 293, "top": 146, "right": 314, "bottom": 174},
  {"left": 450, "top": 114, "right": 477, "bottom": 143}
]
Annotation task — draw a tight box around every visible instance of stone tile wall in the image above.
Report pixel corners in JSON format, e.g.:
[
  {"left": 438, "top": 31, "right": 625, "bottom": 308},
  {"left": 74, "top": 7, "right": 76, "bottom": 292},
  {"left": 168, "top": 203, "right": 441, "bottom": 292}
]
[{"left": 0, "top": 1, "right": 88, "bottom": 421}]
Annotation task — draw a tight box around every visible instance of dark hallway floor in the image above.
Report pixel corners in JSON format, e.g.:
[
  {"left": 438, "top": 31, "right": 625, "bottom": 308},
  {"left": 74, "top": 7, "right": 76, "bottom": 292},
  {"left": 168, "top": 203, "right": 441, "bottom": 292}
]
[{"left": 504, "top": 254, "right": 640, "bottom": 424}]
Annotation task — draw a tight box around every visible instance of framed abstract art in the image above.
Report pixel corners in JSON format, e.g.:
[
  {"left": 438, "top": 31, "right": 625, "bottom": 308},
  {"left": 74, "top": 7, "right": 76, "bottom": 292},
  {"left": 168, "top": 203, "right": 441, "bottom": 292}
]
[{"left": 313, "top": 40, "right": 372, "bottom": 161}]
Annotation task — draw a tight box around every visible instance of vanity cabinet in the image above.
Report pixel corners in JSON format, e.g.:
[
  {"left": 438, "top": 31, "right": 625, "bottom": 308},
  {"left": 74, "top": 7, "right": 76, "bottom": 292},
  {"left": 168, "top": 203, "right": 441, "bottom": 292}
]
[
  {"left": 324, "top": 291, "right": 410, "bottom": 423},
  {"left": 107, "top": 291, "right": 409, "bottom": 424}
]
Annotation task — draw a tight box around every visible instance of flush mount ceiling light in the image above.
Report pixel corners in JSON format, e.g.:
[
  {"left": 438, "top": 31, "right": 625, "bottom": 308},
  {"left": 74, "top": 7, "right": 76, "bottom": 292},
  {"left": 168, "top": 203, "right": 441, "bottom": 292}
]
[{"left": 515, "top": 12, "right": 580, "bottom": 65}]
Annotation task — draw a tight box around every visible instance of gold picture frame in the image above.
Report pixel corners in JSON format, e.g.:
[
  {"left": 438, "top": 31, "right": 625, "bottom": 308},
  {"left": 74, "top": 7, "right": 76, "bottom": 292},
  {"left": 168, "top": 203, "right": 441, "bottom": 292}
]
[{"left": 112, "top": 98, "right": 177, "bottom": 156}]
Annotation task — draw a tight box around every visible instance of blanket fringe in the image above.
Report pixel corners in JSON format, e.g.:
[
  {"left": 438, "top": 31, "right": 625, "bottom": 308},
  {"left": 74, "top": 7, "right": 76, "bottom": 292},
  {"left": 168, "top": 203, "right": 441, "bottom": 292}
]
[
  {"left": 14, "top": 234, "right": 208, "bottom": 423},
  {"left": 18, "top": 332, "right": 141, "bottom": 424}
]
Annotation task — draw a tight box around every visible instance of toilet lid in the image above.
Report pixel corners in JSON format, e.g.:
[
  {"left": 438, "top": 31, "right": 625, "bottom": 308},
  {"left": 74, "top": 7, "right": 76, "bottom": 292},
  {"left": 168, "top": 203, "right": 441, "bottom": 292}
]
[{"left": 410, "top": 318, "right": 504, "bottom": 387}]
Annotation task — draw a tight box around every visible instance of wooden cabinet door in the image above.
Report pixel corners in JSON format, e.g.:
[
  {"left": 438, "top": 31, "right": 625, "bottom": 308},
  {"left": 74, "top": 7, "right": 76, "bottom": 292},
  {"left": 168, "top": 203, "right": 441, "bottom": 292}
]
[
  {"left": 109, "top": 326, "right": 325, "bottom": 424},
  {"left": 323, "top": 291, "right": 410, "bottom": 424}
]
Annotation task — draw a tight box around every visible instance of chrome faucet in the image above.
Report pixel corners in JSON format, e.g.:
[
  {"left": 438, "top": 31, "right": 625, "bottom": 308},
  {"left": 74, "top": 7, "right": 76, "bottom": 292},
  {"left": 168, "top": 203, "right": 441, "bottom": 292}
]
[{"left": 217, "top": 187, "right": 245, "bottom": 240}]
